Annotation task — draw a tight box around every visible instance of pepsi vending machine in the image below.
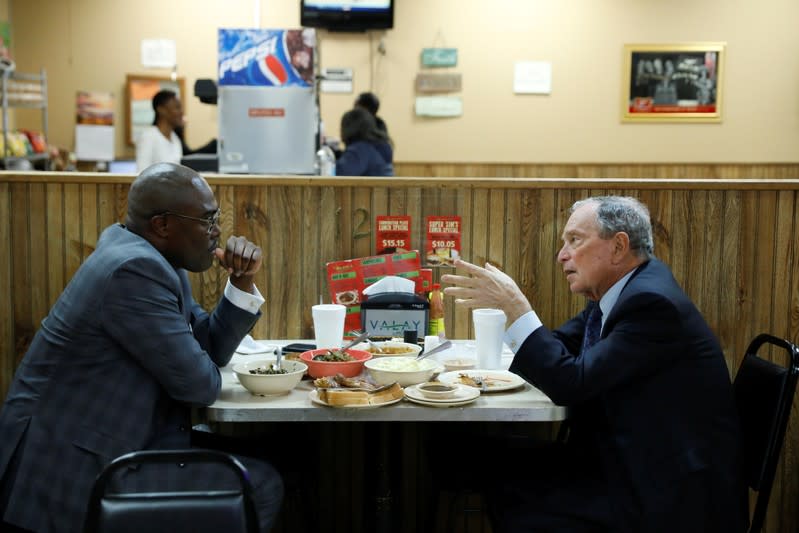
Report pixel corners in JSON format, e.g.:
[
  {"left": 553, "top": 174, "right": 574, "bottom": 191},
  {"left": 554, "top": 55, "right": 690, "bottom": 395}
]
[{"left": 218, "top": 29, "right": 317, "bottom": 174}]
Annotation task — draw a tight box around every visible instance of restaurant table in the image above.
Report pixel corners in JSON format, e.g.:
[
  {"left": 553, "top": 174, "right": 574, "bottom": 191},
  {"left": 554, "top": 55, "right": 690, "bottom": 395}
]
[
  {"left": 204, "top": 340, "right": 567, "bottom": 532},
  {"left": 207, "top": 340, "right": 566, "bottom": 423}
]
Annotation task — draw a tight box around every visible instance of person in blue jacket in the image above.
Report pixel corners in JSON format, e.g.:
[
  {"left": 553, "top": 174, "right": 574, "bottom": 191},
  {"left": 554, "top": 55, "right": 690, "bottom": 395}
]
[
  {"left": 336, "top": 107, "right": 393, "bottom": 177},
  {"left": 441, "top": 196, "right": 747, "bottom": 533}
]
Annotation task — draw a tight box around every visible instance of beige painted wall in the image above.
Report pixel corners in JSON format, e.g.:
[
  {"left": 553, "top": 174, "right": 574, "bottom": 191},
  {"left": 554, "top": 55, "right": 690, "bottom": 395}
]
[{"left": 8, "top": 0, "right": 799, "bottom": 163}]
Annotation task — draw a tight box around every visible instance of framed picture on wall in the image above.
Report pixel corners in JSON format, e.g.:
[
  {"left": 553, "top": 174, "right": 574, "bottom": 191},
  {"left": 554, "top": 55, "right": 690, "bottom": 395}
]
[
  {"left": 621, "top": 43, "right": 725, "bottom": 123},
  {"left": 125, "top": 74, "right": 185, "bottom": 146}
]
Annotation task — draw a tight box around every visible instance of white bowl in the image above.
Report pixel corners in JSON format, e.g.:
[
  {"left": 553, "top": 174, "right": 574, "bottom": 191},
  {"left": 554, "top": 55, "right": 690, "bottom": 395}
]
[
  {"left": 417, "top": 381, "right": 459, "bottom": 400},
  {"left": 232, "top": 359, "right": 307, "bottom": 396},
  {"left": 353, "top": 341, "right": 422, "bottom": 358},
  {"left": 364, "top": 356, "right": 439, "bottom": 387}
]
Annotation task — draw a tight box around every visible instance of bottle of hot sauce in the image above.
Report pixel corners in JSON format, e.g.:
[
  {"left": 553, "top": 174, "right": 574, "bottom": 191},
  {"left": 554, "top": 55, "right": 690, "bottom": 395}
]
[{"left": 428, "top": 283, "right": 445, "bottom": 337}]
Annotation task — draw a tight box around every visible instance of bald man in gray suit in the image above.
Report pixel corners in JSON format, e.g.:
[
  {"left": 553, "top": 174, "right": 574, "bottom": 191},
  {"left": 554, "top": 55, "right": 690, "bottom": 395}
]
[{"left": 0, "top": 163, "right": 283, "bottom": 533}]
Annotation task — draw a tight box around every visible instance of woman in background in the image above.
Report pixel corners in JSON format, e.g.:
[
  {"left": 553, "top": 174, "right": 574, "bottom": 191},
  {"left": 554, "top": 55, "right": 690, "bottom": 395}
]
[
  {"left": 135, "top": 90, "right": 183, "bottom": 172},
  {"left": 336, "top": 107, "right": 393, "bottom": 177},
  {"left": 354, "top": 91, "right": 389, "bottom": 138}
]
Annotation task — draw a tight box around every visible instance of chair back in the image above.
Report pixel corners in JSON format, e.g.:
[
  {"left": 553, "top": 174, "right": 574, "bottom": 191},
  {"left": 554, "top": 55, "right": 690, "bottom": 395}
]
[
  {"left": 83, "top": 449, "right": 259, "bottom": 533},
  {"left": 732, "top": 333, "right": 799, "bottom": 533}
]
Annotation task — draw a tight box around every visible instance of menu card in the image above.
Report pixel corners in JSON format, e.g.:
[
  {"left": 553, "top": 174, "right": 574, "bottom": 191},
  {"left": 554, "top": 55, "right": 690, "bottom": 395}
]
[
  {"left": 326, "top": 250, "right": 423, "bottom": 333},
  {"left": 376, "top": 215, "right": 411, "bottom": 254},
  {"left": 425, "top": 216, "right": 462, "bottom": 266}
]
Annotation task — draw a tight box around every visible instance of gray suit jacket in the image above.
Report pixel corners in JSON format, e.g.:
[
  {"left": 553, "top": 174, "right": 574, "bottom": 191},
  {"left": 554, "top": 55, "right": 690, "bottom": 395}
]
[{"left": 0, "top": 224, "right": 260, "bottom": 533}]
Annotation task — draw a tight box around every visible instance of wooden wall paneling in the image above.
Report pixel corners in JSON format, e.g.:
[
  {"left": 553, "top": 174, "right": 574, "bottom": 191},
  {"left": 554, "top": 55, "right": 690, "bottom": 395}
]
[
  {"left": 113, "top": 183, "right": 128, "bottom": 223},
  {"left": 352, "top": 187, "right": 372, "bottom": 259},
  {"left": 63, "top": 184, "right": 82, "bottom": 290},
  {"left": 11, "top": 183, "right": 31, "bottom": 349},
  {"left": 772, "top": 191, "right": 794, "bottom": 343},
  {"left": 515, "top": 188, "right": 536, "bottom": 326},
  {"left": 470, "top": 188, "right": 490, "bottom": 268},
  {"left": 791, "top": 194, "right": 799, "bottom": 347},
  {"left": 300, "top": 186, "right": 322, "bottom": 338},
  {"left": 469, "top": 188, "right": 490, "bottom": 339},
  {"left": 754, "top": 192, "right": 778, "bottom": 343},
  {"left": 0, "top": 183, "right": 13, "bottom": 393},
  {"left": 79, "top": 184, "right": 98, "bottom": 261},
  {"left": 504, "top": 187, "right": 522, "bottom": 310},
  {"left": 371, "top": 186, "right": 390, "bottom": 225},
  {"left": 438, "top": 184, "right": 459, "bottom": 336},
  {"left": 28, "top": 183, "right": 48, "bottom": 329},
  {"left": 718, "top": 191, "right": 742, "bottom": 371},
  {"left": 4, "top": 172, "right": 799, "bottom": 533},
  {"left": 788, "top": 189, "right": 799, "bottom": 533},
  {"left": 319, "top": 186, "right": 339, "bottom": 319},
  {"left": 669, "top": 191, "right": 691, "bottom": 298},
  {"left": 96, "top": 184, "right": 116, "bottom": 233},
  {"left": 335, "top": 187, "right": 354, "bottom": 266},
  {"left": 283, "top": 185, "right": 306, "bottom": 338},
  {"left": 689, "top": 191, "right": 711, "bottom": 320},
  {"left": 534, "top": 189, "right": 556, "bottom": 328},
  {"left": 266, "top": 187, "right": 290, "bottom": 339},
  {"left": 452, "top": 187, "right": 473, "bottom": 339},
  {"left": 553, "top": 189, "right": 581, "bottom": 323},
  {"left": 488, "top": 189, "right": 505, "bottom": 270},
  {"left": 45, "top": 183, "right": 65, "bottom": 310},
  {"left": 737, "top": 191, "right": 759, "bottom": 373},
  {"left": 244, "top": 184, "right": 270, "bottom": 339},
  {"left": 702, "top": 192, "right": 724, "bottom": 344}
]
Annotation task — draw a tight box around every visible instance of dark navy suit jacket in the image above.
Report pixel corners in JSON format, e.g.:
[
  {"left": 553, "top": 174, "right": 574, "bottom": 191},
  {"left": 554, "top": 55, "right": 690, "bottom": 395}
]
[
  {"left": 510, "top": 258, "right": 748, "bottom": 533},
  {"left": 336, "top": 140, "right": 393, "bottom": 176},
  {"left": 0, "top": 224, "right": 260, "bottom": 532}
]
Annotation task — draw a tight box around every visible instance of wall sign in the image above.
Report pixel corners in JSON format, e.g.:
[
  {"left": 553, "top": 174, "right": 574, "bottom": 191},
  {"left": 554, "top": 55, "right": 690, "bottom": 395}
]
[
  {"left": 415, "top": 96, "right": 462, "bottom": 117},
  {"left": 415, "top": 73, "right": 462, "bottom": 93},
  {"left": 421, "top": 48, "right": 458, "bottom": 67}
]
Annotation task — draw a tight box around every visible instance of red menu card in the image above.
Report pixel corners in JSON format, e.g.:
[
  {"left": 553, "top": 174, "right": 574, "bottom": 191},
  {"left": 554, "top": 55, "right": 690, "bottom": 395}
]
[
  {"left": 326, "top": 250, "right": 423, "bottom": 333},
  {"left": 425, "top": 216, "right": 462, "bottom": 266},
  {"left": 376, "top": 215, "right": 412, "bottom": 254}
]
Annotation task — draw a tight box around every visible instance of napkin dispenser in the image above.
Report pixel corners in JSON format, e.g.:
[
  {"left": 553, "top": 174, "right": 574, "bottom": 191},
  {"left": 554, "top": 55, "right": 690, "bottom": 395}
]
[{"left": 360, "top": 292, "right": 429, "bottom": 339}]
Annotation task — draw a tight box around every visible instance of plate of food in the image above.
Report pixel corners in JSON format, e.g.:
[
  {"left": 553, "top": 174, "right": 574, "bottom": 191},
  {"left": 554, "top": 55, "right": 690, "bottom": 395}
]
[
  {"left": 309, "top": 382, "right": 404, "bottom": 408},
  {"left": 437, "top": 370, "right": 526, "bottom": 392}
]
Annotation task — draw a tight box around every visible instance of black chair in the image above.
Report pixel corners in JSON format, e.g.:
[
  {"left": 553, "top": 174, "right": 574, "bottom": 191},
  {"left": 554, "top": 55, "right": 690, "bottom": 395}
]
[
  {"left": 83, "top": 449, "right": 258, "bottom": 533},
  {"left": 733, "top": 333, "right": 799, "bottom": 533}
]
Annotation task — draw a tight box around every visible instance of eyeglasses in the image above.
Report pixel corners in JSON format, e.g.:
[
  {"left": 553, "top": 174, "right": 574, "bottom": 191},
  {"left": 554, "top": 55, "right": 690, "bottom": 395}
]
[{"left": 159, "top": 209, "right": 220, "bottom": 235}]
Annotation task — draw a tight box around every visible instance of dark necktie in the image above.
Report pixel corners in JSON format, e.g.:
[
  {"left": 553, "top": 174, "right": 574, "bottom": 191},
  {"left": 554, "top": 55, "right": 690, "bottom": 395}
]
[{"left": 581, "top": 303, "right": 603, "bottom": 355}]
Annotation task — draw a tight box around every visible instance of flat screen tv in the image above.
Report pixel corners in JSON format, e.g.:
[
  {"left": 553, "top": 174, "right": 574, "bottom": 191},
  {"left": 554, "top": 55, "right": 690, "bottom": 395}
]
[{"left": 301, "top": 0, "right": 394, "bottom": 32}]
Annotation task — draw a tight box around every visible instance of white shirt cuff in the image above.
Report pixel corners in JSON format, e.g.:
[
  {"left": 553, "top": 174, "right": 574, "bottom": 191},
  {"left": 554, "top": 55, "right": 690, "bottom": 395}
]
[
  {"left": 223, "top": 279, "right": 265, "bottom": 315},
  {"left": 503, "top": 310, "right": 543, "bottom": 353}
]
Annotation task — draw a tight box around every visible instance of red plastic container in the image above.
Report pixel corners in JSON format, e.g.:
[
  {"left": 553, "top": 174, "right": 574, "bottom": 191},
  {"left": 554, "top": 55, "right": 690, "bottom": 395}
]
[{"left": 299, "top": 348, "right": 372, "bottom": 378}]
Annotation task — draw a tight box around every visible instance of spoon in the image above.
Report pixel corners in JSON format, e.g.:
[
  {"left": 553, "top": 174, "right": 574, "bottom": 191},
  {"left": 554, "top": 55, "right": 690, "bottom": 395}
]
[
  {"left": 364, "top": 338, "right": 385, "bottom": 354},
  {"left": 274, "top": 346, "right": 283, "bottom": 372},
  {"left": 340, "top": 330, "right": 371, "bottom": 352},
  {"left": 416, "top": 340, "right": 452, "bottom": 361}
]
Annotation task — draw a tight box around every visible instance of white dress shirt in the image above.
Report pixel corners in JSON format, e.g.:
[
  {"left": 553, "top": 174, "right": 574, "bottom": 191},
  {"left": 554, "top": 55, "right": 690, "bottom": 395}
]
[
  {"left": 224, "top": 280, "right": 266, "bottom": 314},
  {"left": 504, "top": 267, "right": 638, "bottom": 353}
]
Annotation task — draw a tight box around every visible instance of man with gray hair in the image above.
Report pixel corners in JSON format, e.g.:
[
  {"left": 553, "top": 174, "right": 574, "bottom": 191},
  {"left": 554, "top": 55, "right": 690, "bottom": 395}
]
[{"left": 442, "top": 196, "right": 747, "bottom": 533}]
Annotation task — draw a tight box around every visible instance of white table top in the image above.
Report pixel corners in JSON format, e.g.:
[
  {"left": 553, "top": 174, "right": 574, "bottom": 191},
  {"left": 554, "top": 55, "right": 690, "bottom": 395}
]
[{"left": 205, "top": 340, "right": 567, "bottom": 423}]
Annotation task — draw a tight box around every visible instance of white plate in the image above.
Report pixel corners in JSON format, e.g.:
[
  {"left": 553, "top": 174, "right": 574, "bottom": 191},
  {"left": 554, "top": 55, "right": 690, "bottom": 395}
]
[
  {"left": 404, "top": 391, "right": 479, "bottom": 408},
  {"left": 438, "top": 369, "right": 526, "bottom": 392},
  {"left": 404, "top": 383, "right": 480, "bottom": 405},
  {"left": 308, "top": 389, "right": 402, "bottom": 409}
]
